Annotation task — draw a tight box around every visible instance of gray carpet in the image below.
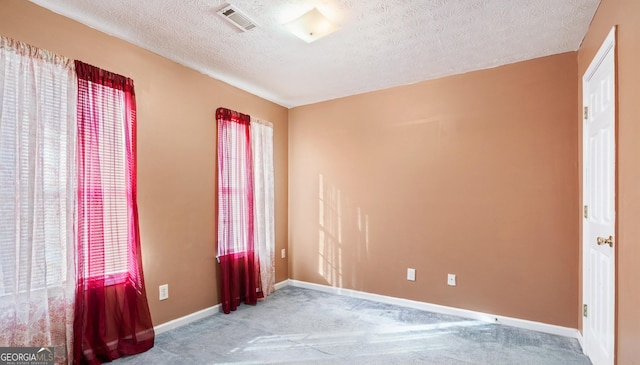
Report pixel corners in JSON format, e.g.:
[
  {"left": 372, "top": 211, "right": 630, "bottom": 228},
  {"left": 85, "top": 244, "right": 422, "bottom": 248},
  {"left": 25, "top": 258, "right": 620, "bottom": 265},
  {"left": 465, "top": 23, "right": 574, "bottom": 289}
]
[{"left": 114, "top": 286, "right": 592, "bottom": 364}]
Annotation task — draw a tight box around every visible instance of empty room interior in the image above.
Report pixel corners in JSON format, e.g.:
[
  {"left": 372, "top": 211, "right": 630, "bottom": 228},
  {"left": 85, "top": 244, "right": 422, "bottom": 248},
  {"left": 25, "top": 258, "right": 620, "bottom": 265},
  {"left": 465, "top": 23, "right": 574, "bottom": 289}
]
[{"left": 0, "top": 0, "right": 639, "bottom": 364}]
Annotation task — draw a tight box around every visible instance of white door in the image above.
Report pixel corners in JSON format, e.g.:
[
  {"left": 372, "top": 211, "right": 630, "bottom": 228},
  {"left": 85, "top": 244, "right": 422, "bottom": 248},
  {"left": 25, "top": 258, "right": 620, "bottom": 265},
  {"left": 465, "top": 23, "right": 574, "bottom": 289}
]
[{"left": 582, "top": 26, "right": 616, "bottom": 365}]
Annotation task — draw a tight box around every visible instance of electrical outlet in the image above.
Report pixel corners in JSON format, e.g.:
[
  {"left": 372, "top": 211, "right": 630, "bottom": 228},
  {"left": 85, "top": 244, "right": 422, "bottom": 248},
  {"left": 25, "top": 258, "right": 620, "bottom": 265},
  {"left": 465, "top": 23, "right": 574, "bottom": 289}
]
[
  {"left": 159, "top": 284, "right": 169, "bottom": 300},
  {"left": 447, "top": 274, "right": 456, "bottom": 286},
  {"left": 407, "top": 268, "right": 416, "bottom": 281},
  {"left": 281, "top": 248, "right": 286, "bottom": 259}
]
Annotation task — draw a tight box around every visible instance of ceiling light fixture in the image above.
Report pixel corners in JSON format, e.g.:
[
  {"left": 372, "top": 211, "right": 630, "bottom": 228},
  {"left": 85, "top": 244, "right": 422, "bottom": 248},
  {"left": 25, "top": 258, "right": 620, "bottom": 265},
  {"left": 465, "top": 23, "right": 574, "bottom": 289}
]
[{"left": 284, "top": 8, "right": 337, "bottom": 43}]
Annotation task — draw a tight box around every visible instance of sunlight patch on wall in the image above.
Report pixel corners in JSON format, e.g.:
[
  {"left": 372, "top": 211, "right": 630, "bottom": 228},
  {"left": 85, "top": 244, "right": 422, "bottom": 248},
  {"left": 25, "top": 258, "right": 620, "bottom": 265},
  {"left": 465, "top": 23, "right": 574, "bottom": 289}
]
[
  {"left": 357, "top": 207, "right": 370, "bottom": 262},
  {"left": 318, "top": 173, "right": 343, "bottom": 287}
]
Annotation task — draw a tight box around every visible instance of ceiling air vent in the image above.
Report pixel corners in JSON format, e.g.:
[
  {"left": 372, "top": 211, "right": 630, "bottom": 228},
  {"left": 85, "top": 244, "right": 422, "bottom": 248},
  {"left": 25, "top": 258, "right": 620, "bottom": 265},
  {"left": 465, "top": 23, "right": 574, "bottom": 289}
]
[{"left": 216, "top": 4, "right": 257, "bottom": 32}]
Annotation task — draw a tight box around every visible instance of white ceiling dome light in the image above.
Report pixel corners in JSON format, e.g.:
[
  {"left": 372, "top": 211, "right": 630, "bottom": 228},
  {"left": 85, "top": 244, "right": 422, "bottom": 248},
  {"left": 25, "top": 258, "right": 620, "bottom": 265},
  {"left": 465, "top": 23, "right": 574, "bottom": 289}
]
[{"left": 284, "top": 7, "right": 338, "bottom": 43}]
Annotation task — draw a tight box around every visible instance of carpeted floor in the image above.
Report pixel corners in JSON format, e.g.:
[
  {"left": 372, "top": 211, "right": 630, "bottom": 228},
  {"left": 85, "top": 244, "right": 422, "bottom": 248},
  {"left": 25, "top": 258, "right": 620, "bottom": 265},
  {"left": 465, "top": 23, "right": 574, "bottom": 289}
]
[{"left": 114, "top": 286, "right": 592, "bottom": 365}]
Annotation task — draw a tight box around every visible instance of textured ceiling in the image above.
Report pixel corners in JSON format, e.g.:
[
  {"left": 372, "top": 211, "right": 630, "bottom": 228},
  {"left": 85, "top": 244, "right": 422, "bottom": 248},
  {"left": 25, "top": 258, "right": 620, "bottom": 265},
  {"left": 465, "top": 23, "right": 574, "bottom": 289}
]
[{"left": 29, "top": 0, "right": 600, "bottom": 108}]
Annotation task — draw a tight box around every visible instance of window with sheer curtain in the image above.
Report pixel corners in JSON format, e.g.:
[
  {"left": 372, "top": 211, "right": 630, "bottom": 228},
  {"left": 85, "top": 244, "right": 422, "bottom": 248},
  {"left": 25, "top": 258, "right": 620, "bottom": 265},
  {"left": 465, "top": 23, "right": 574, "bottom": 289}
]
[
  {"left": 73, "top": 60, "right": 154, "bottom": 364},
  {"left": 0, "top": 37, "right": 154, "bottom": 364},
  {"left": 75, "top": 65, "right": 131, "bottom": 284},
  {"left": 216, "top": 108, "right": 275, "bottom": 314},
  {"left": 0, "top": 36, "right": 77, "bottom": 365}
]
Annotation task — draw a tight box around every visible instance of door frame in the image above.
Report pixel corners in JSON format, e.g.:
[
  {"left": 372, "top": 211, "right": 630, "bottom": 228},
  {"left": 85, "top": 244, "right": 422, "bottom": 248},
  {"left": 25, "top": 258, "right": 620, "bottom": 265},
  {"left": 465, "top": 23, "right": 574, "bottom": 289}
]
[{"left": 581, "top": 25, "right": 617, "bottom": 364}]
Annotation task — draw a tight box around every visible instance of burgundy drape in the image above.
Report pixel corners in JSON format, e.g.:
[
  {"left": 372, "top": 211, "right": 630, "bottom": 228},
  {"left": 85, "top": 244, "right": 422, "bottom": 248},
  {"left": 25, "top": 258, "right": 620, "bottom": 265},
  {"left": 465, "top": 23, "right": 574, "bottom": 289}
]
[
  {"left": 216, "top": 108, "right": 262, "bottom": 314},
  {"left": 73, "top": 61, "right": 154, "bottom": 364}
]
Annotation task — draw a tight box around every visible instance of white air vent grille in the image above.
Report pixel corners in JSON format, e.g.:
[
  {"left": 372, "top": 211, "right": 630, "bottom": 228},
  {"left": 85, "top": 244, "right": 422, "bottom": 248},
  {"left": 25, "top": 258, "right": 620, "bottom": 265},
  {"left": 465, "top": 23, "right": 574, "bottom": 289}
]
[{"left": 217, "top": 4, "right": 257, "bottom": 32}]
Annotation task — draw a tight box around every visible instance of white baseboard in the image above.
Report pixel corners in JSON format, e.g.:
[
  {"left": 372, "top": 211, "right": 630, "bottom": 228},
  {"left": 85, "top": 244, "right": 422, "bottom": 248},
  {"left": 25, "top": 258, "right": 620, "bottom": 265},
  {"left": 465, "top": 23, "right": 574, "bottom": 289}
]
[
  {"left": 274, "top": 279, "right": 290, "bottom": 290},
  {"left": 154, "top": 304, "right": 221, "bottom": 335},
  {"left": 154, "top": 279, "right": 292, "bottom": 335},
  {"left": 577, "top": 332, "right": 586, "bottom": 354},
  {"left": 286, "top": 280, "right": 582, "bottom": 341}
]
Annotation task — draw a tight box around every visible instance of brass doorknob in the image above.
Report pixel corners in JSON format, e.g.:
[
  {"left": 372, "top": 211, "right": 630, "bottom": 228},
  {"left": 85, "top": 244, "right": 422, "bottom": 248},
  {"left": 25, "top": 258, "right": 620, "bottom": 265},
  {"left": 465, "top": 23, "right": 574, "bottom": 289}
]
[{"left": 597, "top": 236, "right": 614, "bottom": 247}]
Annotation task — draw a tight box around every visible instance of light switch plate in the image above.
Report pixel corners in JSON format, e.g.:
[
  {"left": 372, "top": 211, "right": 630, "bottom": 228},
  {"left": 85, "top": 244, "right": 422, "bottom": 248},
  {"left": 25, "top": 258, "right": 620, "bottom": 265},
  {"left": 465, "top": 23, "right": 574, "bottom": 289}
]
[{"left": 407, "top": 268, "right": 416, "bottom": 281}]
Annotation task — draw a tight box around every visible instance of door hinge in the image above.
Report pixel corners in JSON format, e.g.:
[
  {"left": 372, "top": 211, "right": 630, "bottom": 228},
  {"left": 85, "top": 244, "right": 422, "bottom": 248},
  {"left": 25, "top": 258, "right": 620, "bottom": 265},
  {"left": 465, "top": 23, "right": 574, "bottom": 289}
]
[
  {"left": 584, "top": 205, "right": 588, "bottom": 219},
  {"left": 584, "top": 106, "right": 589, "bottom": 120},
  {"left": 583, "top": 304, "right": 588, "bottom": 317}
]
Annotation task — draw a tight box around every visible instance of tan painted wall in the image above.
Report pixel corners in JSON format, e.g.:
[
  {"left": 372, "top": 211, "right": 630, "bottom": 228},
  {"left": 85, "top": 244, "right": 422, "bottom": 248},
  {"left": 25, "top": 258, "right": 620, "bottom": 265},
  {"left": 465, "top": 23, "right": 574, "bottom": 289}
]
[
  {"left": 289, "top": 52, "right": 579, "bottom": 328},
  {"left": 0, "top": 0, "right": 289, "bottom": 326},
  {"left": 577, "top": 0, "right": 640, "bottom": 363}
]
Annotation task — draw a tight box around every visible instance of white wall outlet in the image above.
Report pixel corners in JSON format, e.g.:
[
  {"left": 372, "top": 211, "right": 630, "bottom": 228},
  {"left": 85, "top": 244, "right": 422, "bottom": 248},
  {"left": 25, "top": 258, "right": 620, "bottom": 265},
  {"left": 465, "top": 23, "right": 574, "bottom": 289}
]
[
  {"left": 281, "top": 248, "right": 286, "bottom": 259},
  {"left": 159, "top": 284, "right": 169, "bottom": 300},
  {"left": 407, "top": 268, "right": 416, "bottom": 281},
  {"left": 447, "top": 274, "right": 456, "bottom": 286}
]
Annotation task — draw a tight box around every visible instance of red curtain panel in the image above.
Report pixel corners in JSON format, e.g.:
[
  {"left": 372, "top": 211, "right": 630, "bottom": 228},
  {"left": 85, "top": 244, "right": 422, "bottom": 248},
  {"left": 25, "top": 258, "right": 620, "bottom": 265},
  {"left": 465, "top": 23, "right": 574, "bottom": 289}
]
[
  {"left": 73, "top": 61, "right": 154, "bottom": 364},
  {"left": 216, "top": 107, "right": 262, "bottom": 314}
]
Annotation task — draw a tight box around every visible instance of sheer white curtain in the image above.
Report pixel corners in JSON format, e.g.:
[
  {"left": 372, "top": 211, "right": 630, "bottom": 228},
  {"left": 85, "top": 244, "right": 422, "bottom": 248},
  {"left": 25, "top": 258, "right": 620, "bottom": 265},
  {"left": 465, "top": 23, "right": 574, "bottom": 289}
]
[
  {"left": 250, "top": 118, "right": 275, "bottom": 296},
  {"left": 251, "top": 118, "right": 276, "bottom": 297},
  {"left": 0, "top": 37, "right": 77, "bottom": 365}
]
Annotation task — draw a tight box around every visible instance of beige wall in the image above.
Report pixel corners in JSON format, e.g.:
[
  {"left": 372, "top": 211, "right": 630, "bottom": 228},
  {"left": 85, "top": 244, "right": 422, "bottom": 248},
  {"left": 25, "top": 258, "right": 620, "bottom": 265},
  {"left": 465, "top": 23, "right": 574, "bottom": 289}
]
[
  {"left": 577, "top": 0, "right": 640, "bottom": 363},
  {"left": 289, "top": 52, "right": 579, "bottom": 328},
  {"left": 0, "top": 0, "right": 289, "bottom": 326}
]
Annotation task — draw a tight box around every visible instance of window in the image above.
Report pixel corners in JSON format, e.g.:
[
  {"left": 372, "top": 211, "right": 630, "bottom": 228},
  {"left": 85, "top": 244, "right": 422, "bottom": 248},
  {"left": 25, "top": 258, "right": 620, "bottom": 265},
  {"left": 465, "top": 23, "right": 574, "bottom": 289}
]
[
  {"left": 217, "top": 109, "right": 254, "bottom": 257},
  {"left": 73, "top": 60, "right": 154, "bottom": 363},
  {"left": 0, "top": 44, "right": 75, "bottom": 295},
  {"left": 0, "top": 40, "right": 153, "bottom": 363},
  {"left": 216, "top": 108, "right": 276, "bottom": 313},
  {"left": 75, "top": 63, "right": 137, "bottom": 284}
]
